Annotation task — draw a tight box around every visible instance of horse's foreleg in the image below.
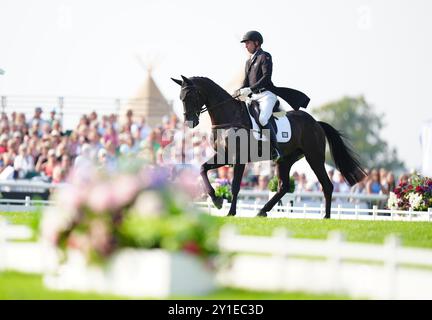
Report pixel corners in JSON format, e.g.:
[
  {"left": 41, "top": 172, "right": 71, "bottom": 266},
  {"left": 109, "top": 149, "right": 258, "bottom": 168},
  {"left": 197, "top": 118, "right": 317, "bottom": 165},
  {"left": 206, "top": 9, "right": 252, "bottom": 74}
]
[
  {"left": 227, "top": 164, "right": 246, "bottom": 216},
  {"left": 200, "top": 155, "right": 225, "bottom": 209}
]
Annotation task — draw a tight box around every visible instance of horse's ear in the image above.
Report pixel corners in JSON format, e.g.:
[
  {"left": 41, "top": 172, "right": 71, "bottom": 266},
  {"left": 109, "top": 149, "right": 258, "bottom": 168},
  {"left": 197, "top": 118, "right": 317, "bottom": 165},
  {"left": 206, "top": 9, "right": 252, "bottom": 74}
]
[
  {"left": 181, "top": 75, "right": 193, "bottom": 85},
  {"left": 171, "top": 78, "right": 182, "bottom": 86}
]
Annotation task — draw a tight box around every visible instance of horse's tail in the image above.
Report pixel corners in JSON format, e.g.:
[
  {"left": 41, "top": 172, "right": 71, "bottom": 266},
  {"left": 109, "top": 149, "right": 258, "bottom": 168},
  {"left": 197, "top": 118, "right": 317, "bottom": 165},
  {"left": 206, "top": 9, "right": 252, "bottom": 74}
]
[{"left": 317, "top": 121, "right": 367, "bottom": 186}]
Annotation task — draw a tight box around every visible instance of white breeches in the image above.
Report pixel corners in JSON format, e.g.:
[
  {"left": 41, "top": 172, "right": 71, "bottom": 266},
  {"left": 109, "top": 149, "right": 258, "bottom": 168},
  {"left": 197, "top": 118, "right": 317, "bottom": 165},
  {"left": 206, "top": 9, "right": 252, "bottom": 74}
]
[{"left": 250, "top": 91, "right": 278, "bottom": 126}]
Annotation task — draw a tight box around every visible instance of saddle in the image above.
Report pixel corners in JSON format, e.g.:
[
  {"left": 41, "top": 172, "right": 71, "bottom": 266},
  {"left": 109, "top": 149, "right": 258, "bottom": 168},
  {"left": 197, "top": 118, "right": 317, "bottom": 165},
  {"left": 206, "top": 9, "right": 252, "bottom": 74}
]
[{"left": 248, "top": 100, "right": 280, "bottom": 133}]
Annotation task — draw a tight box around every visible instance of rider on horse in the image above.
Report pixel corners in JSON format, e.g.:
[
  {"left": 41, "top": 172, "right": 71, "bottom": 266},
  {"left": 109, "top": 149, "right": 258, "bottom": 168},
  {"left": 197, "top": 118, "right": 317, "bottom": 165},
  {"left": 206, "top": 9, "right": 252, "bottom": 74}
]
[{"left": 239, "top": 30, "right": 282, "bottom": 163}]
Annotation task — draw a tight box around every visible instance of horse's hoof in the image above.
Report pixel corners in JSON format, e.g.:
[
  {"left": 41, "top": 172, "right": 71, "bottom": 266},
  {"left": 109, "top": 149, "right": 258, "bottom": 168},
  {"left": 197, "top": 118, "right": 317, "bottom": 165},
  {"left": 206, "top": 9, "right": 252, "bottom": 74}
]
[
  {"left": 212, "top": 196, "right": 223, "bottom": 209},
  {"left": 227, "top": 212, "right": 236, "bottom": 217},
  {"left": 257, "top": 211, "right": 267, "bottom": 218},
  {"left": 323, "top": 215, "right": 331, "bottom": 219}
]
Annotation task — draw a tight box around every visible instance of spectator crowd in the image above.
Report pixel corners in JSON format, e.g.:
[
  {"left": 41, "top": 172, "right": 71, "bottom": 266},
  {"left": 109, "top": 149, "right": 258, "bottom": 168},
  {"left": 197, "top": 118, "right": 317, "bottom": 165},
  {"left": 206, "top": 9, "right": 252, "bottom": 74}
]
[
  {"left": 0, "top": 106, "right": 412, "bottom": 198},
  {"left": 0, "top": 107, "right": 175, "bottom": 183}
]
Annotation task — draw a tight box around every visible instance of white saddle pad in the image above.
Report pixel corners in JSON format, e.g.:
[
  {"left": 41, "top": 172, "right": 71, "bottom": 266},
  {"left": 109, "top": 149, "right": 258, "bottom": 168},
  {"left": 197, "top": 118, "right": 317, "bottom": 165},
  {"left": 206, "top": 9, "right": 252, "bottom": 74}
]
[{"left": 246, "top": 106, "right": 292, "bottom": 143}]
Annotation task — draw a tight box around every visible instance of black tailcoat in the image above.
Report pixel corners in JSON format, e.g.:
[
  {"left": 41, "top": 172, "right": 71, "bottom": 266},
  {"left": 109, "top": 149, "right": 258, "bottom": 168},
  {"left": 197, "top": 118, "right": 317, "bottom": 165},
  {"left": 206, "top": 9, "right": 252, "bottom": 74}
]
[{"left": 241, "top": 48, "right": 310, "bottom": 111}]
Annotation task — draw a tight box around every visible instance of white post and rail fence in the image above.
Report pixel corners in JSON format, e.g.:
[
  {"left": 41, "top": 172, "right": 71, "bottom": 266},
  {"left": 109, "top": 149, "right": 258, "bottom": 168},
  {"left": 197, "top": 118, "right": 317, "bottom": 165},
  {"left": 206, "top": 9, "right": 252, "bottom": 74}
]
[
  {"left": 217, "top": 225, "right": 432, "bottom": 300},
  {"left": 2, "top": 220, "right": 432, "bottom": 299}
]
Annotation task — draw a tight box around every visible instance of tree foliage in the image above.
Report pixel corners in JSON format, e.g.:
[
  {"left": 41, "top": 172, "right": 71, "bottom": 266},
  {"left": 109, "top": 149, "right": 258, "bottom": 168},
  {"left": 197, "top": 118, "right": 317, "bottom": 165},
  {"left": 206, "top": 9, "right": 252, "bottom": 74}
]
[{"left": 312, "top": 96, "right": 405, "bottom": 172}]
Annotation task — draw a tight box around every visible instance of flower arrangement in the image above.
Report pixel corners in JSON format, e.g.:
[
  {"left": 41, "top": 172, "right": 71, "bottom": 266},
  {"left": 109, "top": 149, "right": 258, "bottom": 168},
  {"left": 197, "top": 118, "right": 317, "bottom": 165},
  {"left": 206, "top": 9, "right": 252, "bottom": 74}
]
[
  {"left": 212, "top": 178, "right": 232, "bottom": 202},
  {"left": 268, "top": 176, "right": 295, "bottom": 193},
  {"left": 387, "top": 174, "right": 432, "bottom": 211},
  {"left": 41, "top": 161, "right": 220, "bottom": 266}
]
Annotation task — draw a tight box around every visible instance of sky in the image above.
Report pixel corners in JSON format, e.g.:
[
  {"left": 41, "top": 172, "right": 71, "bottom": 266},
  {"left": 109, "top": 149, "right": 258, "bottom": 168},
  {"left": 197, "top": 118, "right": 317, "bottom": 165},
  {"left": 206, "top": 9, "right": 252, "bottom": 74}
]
[{"left": 0, "top": 0, "right": 431, "bottom": 170}]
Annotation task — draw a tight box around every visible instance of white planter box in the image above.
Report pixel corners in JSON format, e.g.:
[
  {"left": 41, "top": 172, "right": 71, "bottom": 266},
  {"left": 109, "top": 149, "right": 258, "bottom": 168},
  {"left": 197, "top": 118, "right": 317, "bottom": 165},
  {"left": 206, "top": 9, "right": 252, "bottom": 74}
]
[
  {"left": 44, "top": 249, "right": 216, "bottom": 298},
  {"left": 269, "top": 191, "right": 295, "bottom": 204},
  {"left": 268, "top": 191, "right": 277, "bottom": 200}
]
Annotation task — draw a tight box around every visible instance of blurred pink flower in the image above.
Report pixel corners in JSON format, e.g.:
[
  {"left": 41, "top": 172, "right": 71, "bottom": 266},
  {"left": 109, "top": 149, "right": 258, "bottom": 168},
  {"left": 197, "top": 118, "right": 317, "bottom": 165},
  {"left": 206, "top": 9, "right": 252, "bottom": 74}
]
[
  {"left": 132, "top": 191, "right": 165, "bottom": 217},
  {"left": 111, "top": 175, "right": 141, "bottom": 209},
  {"left": 89, "top": 220, "right": 112, "bottom": 256},
  {"left": 55, "top": 185, "right": 87, "bottom": 212},
  {"left": 87, "top": 183, "right": 115, "bottom": 213},
  {"left": 174, "top": 168, "right": 202, "bottom": 199}
]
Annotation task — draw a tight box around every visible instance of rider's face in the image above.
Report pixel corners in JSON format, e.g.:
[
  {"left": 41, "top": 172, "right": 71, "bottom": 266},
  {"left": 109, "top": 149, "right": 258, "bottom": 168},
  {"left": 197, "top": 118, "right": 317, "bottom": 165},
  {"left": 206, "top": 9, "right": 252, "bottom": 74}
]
[{"left": 244, "top": 40, "right": 259, "bottom": 54}]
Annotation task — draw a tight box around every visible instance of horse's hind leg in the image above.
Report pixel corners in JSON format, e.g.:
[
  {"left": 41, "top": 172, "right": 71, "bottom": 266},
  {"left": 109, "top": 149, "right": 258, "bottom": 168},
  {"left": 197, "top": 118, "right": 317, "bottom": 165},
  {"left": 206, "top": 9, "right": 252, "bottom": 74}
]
[
  {"left": 305, "top": 154, "right": 334, "bottom": 219},
  {"left": 227, "top": 164, "right": 246, "bottom": 216},
  {"left": 257, "top": 157, "right": 297, "bottom": 217}
]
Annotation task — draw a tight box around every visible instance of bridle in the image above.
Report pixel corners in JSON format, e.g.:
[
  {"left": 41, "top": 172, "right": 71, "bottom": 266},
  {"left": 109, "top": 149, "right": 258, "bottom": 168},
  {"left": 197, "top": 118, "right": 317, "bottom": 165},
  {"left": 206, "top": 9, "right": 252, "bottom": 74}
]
[
  {"left": 182, "top": 85, "right": 240, "bottom": 119},
  {"left": 182, "top": 85, "right": 248, "bottom": 130}
]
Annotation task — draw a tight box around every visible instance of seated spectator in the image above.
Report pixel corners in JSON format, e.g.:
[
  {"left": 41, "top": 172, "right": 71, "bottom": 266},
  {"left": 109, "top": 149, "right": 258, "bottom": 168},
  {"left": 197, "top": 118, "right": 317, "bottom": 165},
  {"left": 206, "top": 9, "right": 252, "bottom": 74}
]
[
  {"left": 13, "top": 144, "right": 35, "bottom": 179},
  {"left": 50, "top": 130, "right": 62, "bottom": 147},
  {"left": 87, "top": 130, "right": 103, "bottom": 159},
  {"left": 0, "top": 134, "right": 8, "bottom": 154},
  {"left": 0, "top": 153, "right": 15, "bottom": 180},
  {"left": 97, "top": 146, "right": 117, "bottom": 173},
  {"left": 52, "top": 119, "right": 63, "bottom": 134},
  {"left": 379, "top": 168, "right": 388, "bottom": 186},
  {"left": 15, "top": 113, "right": 27, "bottom": 127},
  {"left": 297, "top": 173, "right": 308, "bottom": 192},
  {"left": 52, "top": 165, "right": 66, "bottom": 183},
  {"left": 41, "top": 122, "right": 52, "bottom": 136},
  {"left": 131, "top": 116, "right": 151, "bottom": 141},
  {"left": 257, "top": 175, "right": 270, "bottom": 191},
  {"left": 43, "top": 149, "right": 58, "bottom": 179},
  {"left": 12, "top": 131, "right": 23, "bottom": 147},
  {"left": 74, "top": 143, "right": 92, "bottom": 170},
  {"left": 351, "top": 175, "right": 368, "bottom": 194},
  {"left": 28, "top": 107, "right": 45, "bottom": 128},
  {"left": 48, "top": 108, "right": 58, "bottom": 125},
  {"left": 333, "top": 171, "right": 350, "bottom": 193},
  {"left": 366, "top": 169, "right": 382, "bottom": 194},
  {"left": 102, "top": 125, "right": 119, "bottom": 147},
  {"left": 398, "top": 173, "right": 409, "bottom": 185},
  {"left": 382, "top": 172, "right": 396, "bottom": 194},
  {"left": 30, "top": 120, "right": 41, "bottom": 138},
  {"left": 7, "top": 139, "right": 18, "bottom": 157}
]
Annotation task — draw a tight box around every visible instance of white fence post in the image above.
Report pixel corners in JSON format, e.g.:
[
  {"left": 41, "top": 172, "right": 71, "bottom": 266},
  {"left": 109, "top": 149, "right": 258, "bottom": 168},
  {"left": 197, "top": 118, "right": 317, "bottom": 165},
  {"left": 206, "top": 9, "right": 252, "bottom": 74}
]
[
  {"left": 354, "top": 204, "right": 359, "bottom": 220},
  {"left": 320, "top": 203, "right": 325, "bottom": 219},
  {"left": 273, "top": 228, "right": 289, "bottom": 291},
  {"left": 25, "top": 196, "right": 30, "bottom": 207},
  {"left": 0, "top": 218, "right": 6, "bottom": 271},
  {"left": 328, "top": 231, "right": 345, "bottom": 293},
  {"left": 337, "top": 204, "right": 342, "bottom": 220},
  {"left": 254, "top": 200, "right": 259, "bottom": 215},
  {"left": 384, "top": 234, "right": 400, "bottom": 300},
  {"left": 303, "top": 203, "right": 307, "bottom": 218},
  {"left": 372, "top": 205, "right": 378, "bottom": 221},
  {"left": 428, "top": 208, "right": 432, "bottom": 222},
  {"left": 409, "top": 207, "right": 413, "bottom": 222}
]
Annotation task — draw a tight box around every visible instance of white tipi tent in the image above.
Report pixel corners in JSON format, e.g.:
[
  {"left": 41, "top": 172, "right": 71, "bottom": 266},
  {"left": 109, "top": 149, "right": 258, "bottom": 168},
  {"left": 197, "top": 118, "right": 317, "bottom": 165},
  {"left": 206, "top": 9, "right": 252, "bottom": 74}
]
[{"left": 120, "top": 69, "right": 173, "bottom": 128}]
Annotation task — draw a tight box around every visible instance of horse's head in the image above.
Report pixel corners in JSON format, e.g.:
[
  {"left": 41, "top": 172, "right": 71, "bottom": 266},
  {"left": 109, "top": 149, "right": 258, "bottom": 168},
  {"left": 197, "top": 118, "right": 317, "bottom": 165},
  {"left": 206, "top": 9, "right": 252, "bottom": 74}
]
[{"left": 171, "top": 75, "right": 206, "bottom": 128}]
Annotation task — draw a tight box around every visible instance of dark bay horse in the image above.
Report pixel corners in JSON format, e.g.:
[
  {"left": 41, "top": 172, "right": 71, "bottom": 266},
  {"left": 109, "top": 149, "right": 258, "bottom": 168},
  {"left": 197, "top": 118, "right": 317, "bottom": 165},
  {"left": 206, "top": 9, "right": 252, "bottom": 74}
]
[{"left": 172, "top": 75, "right": 367, "bottom": 218}]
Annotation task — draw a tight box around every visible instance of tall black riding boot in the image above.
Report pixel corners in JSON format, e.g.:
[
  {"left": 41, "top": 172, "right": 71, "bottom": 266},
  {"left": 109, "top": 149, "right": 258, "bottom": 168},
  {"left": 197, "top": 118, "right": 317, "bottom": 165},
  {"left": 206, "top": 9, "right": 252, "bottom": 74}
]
[{"left": 262, "top": 122, "right": 282, "bottom": 163}]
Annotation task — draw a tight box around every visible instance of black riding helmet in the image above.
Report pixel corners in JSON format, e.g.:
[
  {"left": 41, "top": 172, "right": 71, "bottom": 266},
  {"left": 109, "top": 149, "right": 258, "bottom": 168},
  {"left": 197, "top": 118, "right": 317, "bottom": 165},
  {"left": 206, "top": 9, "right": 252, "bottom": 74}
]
[{"left": 240, "top": 31, "right": 263, "bottom": 45}]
